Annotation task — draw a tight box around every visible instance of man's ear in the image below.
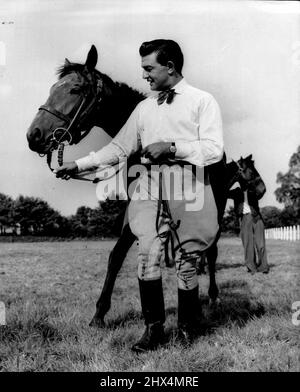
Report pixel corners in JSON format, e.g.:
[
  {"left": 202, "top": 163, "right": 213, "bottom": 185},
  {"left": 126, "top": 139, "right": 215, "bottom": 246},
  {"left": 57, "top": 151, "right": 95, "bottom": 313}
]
[{"left": 167, "top": 61, "right": 175, "bottom": 75}]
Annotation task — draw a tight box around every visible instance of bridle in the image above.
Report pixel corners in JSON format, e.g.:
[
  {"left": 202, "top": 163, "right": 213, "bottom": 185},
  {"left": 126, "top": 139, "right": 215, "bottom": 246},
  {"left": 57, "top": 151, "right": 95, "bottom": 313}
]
[
  {"left": 227, "top": 160, "right": 245, "bottom": 189},
  {"left": 38, "top": 74, "right": 104, "bottom": 182},
  {"left": 229, "top": 159, "right": 262, "bottom": 192}
]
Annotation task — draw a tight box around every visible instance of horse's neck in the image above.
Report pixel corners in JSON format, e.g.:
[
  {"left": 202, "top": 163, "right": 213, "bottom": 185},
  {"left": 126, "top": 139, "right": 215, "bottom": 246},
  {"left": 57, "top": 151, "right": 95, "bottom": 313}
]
[
  {"left": 94, "top": 82, "right": 145, "bottom": 137},
  {"left": 225, "top": 162, "right": 239, "bottom": 190}
]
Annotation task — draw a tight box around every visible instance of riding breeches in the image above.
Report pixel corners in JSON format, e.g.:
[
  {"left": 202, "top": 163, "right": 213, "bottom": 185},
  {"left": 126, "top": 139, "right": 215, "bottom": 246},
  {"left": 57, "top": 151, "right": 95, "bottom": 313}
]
[
  {"left": 128, "top": 198, "right": 204, "bottom": 290},
  {"left": 127, "top": 164, "right": 219, "bottom": 290}
]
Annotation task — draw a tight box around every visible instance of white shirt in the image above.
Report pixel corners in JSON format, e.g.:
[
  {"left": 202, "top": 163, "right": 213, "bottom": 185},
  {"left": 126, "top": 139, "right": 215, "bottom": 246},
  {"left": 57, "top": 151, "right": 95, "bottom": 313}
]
[
  {"left": 243, "top": 191, "right": 251, "bottom": 214},
  {"left": 76, "top": 78, "right": 224, "bottom": 171}
]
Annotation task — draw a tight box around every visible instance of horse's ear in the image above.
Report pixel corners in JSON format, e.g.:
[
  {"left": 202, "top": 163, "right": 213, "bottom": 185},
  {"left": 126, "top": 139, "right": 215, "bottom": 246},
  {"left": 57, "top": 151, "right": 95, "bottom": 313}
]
[
  {"left": 85, "top": 45, "right": 98, "bottom": 70},
  {"left": 248, "top": 154, "right": 252, "bottom": 160},
  {"left": 64, "top": 58, "right": 71, "bottom": 66}
]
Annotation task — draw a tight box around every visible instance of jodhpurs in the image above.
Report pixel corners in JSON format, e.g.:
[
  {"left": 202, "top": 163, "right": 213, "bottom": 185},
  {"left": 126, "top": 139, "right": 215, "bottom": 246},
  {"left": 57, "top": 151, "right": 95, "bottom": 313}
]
[{"left": 128, "top": 198, "right": 199, "bottom": 290}]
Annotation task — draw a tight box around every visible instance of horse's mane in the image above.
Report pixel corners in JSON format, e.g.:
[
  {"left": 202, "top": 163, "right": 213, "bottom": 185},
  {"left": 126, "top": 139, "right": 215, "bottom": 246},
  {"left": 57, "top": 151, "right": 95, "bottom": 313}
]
[
  {"left": 226, "top": 160, "right": 237, "bottom": 171},
  {"left": 112, "top": 81, "right": 145, "bottom": 105},
  {"left": 57, "top": 62, "right": 86, "bottom": 79},
  {"left": 56, "top": 61, "right": 145, "bottom": 105}
]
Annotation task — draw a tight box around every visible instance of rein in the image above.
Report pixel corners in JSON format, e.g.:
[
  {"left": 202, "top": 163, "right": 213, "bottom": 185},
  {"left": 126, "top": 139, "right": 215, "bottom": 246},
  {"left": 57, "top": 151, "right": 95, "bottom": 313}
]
[{"left": 153, "top": 162, "right": 204, "bottom": 268}]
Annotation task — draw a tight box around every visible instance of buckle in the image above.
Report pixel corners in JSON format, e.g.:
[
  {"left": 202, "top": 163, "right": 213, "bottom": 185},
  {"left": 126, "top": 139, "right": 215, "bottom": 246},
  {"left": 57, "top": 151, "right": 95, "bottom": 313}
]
[{"left": 53, "top": 128, "right": 73, "bottom": 145}]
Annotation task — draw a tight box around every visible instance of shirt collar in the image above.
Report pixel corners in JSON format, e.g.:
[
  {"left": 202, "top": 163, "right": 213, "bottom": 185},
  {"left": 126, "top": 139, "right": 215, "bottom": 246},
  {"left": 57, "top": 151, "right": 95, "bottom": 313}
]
[{"left": 172, "top": 78, "right": 188, "bottom": 94}]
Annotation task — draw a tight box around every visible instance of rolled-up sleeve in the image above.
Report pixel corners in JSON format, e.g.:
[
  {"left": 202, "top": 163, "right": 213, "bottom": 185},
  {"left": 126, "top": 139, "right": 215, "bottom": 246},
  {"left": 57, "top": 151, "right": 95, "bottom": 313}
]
[
  {"left": 76, "top": 103, "right": 142, "bottom": 171},
  {"left": 175, "top": 94, "right": 223, "bottom": 167}
]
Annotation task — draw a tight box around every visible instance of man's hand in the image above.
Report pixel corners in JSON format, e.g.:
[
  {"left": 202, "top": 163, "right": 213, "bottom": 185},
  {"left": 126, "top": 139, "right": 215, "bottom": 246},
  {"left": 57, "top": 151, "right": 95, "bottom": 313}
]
[
  {"left": 141, "top": 142, "right": 172, "bottom": 162},
  {"left": 54, "top": 161, "right": 78, "bottom": 180}
]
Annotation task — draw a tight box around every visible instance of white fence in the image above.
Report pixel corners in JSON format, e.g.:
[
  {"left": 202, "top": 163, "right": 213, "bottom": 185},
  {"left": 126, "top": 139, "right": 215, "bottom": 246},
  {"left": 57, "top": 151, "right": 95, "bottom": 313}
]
[{"left": 265, "top": 225, "right": 300, "bottom": 241}]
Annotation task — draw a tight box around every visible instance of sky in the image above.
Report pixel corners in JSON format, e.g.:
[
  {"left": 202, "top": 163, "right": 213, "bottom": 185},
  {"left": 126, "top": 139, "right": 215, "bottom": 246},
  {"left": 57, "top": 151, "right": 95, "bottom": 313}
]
[{"left": 0, "top": 0, "right": 299, "bottom": 216}]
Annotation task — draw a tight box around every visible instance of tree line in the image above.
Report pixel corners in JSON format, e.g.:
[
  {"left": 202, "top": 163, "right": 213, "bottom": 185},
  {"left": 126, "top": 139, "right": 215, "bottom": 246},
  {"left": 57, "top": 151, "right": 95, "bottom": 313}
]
[
  {"left": 221, "top": 205, "right": 299, "bottom": 235},
  {"left": 0, "top": 196, "right": 297, "bottom": 238},
  {"left": 1, "top": 145, "right": 299, "bottom": 238},
  {"left": 0, "top": 193, "right": 127, "bottom": 238}
]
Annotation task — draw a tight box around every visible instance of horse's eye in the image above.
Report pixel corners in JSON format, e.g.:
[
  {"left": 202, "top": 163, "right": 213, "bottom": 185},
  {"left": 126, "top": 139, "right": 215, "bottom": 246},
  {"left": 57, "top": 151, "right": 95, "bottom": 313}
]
[{"left": 70, "top": 86, "right": 81, "bottom": 94}]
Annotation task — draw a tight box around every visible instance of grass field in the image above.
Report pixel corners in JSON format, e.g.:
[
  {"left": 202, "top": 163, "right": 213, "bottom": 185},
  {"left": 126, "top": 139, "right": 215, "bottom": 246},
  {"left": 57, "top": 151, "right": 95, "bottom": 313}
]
[{"left": 0, "top": 237, "right": 299, "bottom": 372}]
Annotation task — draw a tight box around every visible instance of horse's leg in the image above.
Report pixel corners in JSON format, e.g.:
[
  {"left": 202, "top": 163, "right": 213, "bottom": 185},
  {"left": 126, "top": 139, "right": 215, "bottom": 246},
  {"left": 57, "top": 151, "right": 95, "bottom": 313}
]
[
  {"left": 89, "top": 223, "right": 136, "bottom": 327},
  {"left": 206, "top": 242, "right": 220, "bottom": 305}
]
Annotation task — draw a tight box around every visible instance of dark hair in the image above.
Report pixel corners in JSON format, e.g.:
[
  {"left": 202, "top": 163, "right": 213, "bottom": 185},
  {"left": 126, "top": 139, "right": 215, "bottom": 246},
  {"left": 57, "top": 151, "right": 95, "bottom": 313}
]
[{"left": 139, "top": 39, "right": 184, "bottom": 75}]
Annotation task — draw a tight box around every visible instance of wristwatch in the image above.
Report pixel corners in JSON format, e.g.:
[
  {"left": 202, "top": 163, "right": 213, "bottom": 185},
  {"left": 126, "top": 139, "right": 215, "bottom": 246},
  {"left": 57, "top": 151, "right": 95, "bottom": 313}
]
[{"left": 169, "top": 142, "right": 177, "bottom": 158}]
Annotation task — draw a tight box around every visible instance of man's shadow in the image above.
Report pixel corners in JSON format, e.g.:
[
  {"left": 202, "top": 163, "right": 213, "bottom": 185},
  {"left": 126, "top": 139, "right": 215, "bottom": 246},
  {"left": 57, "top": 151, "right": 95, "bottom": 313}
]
[
  {"left": 107, "top": 279, "right": 265, "bottom": 347},
  {"left": 163, "top": 280, "right": 265, "bottom": 339}
]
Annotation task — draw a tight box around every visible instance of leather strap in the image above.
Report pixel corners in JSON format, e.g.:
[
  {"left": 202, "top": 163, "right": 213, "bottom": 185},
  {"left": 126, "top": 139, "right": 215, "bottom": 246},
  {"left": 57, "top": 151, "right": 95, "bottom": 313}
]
[{"left": 39, "top": 105, "right": 72, "bottom": 123}]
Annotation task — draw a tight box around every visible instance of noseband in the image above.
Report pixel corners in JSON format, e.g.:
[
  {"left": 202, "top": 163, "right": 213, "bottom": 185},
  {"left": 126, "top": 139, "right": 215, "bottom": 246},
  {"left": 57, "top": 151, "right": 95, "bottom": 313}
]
[
  {"left": 38, "top": 76, "right": 103, "bottom": 181},
  {"left": 39, "top": 99, "right": 85, "bottom": 149}
]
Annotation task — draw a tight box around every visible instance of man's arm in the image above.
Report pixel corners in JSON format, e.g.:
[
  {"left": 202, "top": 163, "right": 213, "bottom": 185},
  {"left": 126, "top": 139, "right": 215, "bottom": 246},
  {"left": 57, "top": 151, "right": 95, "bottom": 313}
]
[
  {"left": 175, "top": 94, "right": 224, "bottom": 166},
  {"left": 55, "top": 103, "right": 142, "bottom": 179}
]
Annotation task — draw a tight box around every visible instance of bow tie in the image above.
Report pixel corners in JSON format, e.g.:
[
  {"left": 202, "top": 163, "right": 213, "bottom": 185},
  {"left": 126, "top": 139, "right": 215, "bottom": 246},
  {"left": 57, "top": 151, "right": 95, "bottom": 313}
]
[{"left": 157, "top": 88, "right": 177, "bottom": 105}]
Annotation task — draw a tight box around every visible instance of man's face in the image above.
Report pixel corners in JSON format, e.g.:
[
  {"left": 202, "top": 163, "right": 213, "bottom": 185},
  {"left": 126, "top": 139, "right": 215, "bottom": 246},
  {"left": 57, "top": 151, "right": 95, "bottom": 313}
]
[{"left": 141, "top": 52, "right": 170, "bottom": 91}]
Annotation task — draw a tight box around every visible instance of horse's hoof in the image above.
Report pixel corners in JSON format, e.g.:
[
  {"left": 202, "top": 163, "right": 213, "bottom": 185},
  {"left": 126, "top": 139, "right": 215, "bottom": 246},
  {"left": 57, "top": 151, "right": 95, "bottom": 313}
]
[
  {"left": 89, "top": 317, "right": 106, "bottom": 328},
  {"left": 209, "top": 297, "right": 221, "bottom": 307}
]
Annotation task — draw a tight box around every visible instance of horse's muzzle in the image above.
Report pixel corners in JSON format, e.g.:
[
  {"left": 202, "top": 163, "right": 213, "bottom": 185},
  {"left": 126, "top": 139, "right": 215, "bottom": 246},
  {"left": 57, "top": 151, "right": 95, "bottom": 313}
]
[{"left": 27, "top": 126, "right": 53, "bottom": 153}]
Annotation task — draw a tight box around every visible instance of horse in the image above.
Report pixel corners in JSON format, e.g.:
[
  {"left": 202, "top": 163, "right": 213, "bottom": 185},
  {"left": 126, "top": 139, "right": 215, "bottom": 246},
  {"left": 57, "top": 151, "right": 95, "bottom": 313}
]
[{"left": 27, "top": 45, "right": 264, "bottom": 327}]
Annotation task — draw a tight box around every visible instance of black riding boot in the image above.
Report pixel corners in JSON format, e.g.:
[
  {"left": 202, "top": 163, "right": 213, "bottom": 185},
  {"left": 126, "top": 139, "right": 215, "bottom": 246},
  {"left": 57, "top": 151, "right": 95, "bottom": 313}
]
[
  {"left": 131, "top": 278, "right": 166, "bottom": 353},
  {"left": 177, "top": 286, "right": 201, "bottom": 344}
]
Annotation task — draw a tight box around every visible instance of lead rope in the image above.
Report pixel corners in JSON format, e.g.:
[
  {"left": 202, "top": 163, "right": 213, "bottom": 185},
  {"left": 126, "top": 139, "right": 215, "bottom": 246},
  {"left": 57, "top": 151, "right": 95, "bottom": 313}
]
[
  {"left": 47, "top": 145, "right": 125, "bottom": 184},
  {"left": 46, "top": 144, "right": 96, "bottom": 182},
  {"left": 57, "top": 142, "right": 95, "bottom": 181},
  {"left": 57, "top": 143, "right": 64, "bottom": 167}
]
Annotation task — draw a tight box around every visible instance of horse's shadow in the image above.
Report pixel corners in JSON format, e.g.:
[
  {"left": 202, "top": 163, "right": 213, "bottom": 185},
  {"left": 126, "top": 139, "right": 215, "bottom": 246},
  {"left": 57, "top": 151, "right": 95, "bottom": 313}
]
[{"left": 200, "top": 293, "right": 265, "bottom": 331}]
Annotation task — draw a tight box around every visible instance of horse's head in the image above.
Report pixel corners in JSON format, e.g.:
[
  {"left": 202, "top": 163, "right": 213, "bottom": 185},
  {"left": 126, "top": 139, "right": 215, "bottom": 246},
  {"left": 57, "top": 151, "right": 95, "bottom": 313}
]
[
  {"left": 237, "top": 154, "right": 256, "bottom": 184},
  {"left": 237, "top": 154, "right": 266, "bottom": 198},
  {"left": 27, "top": 45, "right": 109, "bottom": 155}
]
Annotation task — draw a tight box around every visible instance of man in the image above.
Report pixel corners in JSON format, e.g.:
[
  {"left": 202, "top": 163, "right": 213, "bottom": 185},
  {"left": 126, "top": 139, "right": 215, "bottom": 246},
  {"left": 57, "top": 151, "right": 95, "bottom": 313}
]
[
  {"left": 228, "top": 179, "right": 269, "bottom": 274},
  {"left": 56, "top": 39, "right": 224, "bottom": 352}
]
